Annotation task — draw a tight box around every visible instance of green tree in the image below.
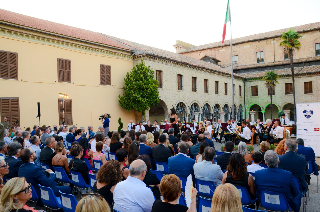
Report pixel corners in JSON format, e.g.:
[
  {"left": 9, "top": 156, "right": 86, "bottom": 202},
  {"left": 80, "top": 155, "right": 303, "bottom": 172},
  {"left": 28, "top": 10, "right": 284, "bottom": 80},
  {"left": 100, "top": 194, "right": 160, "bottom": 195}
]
[
  {"left": 118, "top": 59, "right": 159, "bottom": 122},
  {"left": 263, "top": 71, "right": 279, "bottom": 120},
  {"left": 280, "top": 28, "right": 302, "bottom": 123}
]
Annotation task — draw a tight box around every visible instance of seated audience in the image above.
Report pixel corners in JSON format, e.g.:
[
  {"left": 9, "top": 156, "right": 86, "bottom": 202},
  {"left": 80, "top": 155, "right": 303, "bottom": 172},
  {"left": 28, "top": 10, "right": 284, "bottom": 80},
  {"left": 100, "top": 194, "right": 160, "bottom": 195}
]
[
  {"left": 146, "top": 132, "right": 157, "bottom": 148},
  {"left": 138, "top": 155, "right": 160, "bottom": 200},
  {"left": 210, "top": 183, "right": 242, "bottom": 212},
  {"left": 29, "top": 136, "right": 41, "bottom": 164},
  {"left": 0, "top": 141, "right": 7, "bottom": 158},
  {"left": 135, "top": 132, "right": 141, "bottom": 142},
  {"left": 39, "top": 137, "right": 57, "bottom": 169},
  {"left": 76, "top": 195, "right": 111, "bottom": 212},
  {"left": 255, "top": 150, "right": 300, "bottom": 212},
  {"left": 139, "top": 134, "right": 153, "bottom": 160},
  {"left": 152, "top": 134, "right": 172, "bottom": 163},
  {"left": 196, "top": 141, "right": 209, "bottom": 163},
  {"left": 123, "top": 137, "right": 132, "bottom": 152},
  {"left": 66, "top": 127, "right": 75, "bottom": 147},
  {"left": 0, "top": 174, "right": 3, "bottom": 193},
  {"left": 92, "top": 141, "right": 107, "bottom": 165},
  {"left": 181, "top": 133, "right": 193, "bottom": 147},
  {"left": 247, "top": 152, "right": 265, "bottom": 173},
  {"left": 204, "top": 131, "right": 214, "bottom": 148},
  {"left": 120, "top": 130, "right": 126, "bottom": 142},
  {"left": 4, "top": 130, "right": 11, "bottom": 146},
  {"left": 19, "top": 148, "right": 71, "bottom": 198},
  {"left": 128, "top": 141, "right": 140, "bottom": 165},
  {"left": 110, "top": 132, "right": 122, "bottom": 153},
  {"left": 259, "top": 141, "right": 270, "bottom": 164},
  {"left": 216, "top": 141, "right": 234, "bottom": 171},
  {"left": 222, "top": 153, "right": 255, "bottom": 199},
  {"left": 275, "top": 139, "right": 286, "bottom": 156},
  {"left": 168, "top": 128, "right": 179, "bottom": 153},
  {"left": 151, "top": 174, "right": 197, "bottom": 212},
  {"left": 40, "top": 127, "right": 51, "bottom": 144},
  {"left": 74, "top": 129, "right": 83, "bottom": 142},
  {"left": 0, "top": 157, "right": 9, "bottom": 177},
  {"left": 190, "top": 134, "right": 205, "bottom": 159},
  {"left": 113, "top": 159, "right": 155, "bottom": 212},
  {"left": 94, "top": 160, "right": 122, "bottom": 210},
  {"left": 279, "top": 139, "right": 308, "bottom": 192},
  {"left": 153, "top": 131, "right": 159, "bottom": 144},
  {"left": 237, "top": 142, "right": 252, "bottom": 164},
  {"left": 116, "top": 148, "right": 129, "bottom": 179},
  {"left": 79, "top": 137, "right": 93, "bottom": 163},
  {"left": 129, "top": 129, "right": 135, "bottom": 141},
  {"left": 194, "top": 147, "right": 223, "bottom": 186},
  {"left": 168, "top": 142, "right": 194, "bottom": 178},
  {"left": 69, "top": 144, "right": 89, "bottom": 184},
  {"left": 15, "top": 138, "right": 25, "bottom": 150},
  {"left": 0, "top": 177, "right": 36, "bottom": 212},
  {"left": 5, "top": 142, "right": 23, "bottom": 179},
  {"left": 52, "top": 142, "right": 70, "bottom": 174}
]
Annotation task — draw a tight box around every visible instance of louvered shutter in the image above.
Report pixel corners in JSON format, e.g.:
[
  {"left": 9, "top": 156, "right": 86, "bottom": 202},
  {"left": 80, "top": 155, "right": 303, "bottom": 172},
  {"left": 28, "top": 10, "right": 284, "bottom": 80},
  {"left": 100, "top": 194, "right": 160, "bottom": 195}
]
[
  {"left": 64, "top": 99, "right": 73, "bottom": 125},
  {"left": 64, "top": 60, "right": 71, "bottom": 82},
  {"left": 0, "top": 51, "right": 8, "bottom": 78},
  {"left": 58, "top": 99, "right": 63, "bottom": 125},
  {"left": 1, "top": 98, "right": 20, "bottom": 127},
  {"left": 58, "top": 59, "right": 64, "bottom": 82},
  {"left": 105, "top": 65, "right": 111, "bottom": 85},
  {"left": 8, "top": 53, "right": 18, "bottom": 79},
  {"left": 100, "top": 65, "right": 106, "bottom": 85}
]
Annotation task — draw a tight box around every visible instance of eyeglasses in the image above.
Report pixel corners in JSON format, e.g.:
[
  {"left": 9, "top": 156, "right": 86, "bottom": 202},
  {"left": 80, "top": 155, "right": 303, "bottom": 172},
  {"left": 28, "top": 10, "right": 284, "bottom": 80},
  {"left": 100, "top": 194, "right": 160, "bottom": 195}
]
[
  {"left": 16, "top": 184, "right": 32, "bottom": 194},
  {"left": 0, "top": 163, "right": 8, "bottom": 168}
]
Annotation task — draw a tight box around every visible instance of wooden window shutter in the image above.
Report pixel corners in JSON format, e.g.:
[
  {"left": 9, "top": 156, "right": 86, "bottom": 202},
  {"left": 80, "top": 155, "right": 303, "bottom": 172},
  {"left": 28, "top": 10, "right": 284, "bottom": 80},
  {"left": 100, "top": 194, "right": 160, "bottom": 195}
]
[
  {"left": 58, "top": 99, "right": 63, "bottom": 125},
  {"left": 57, "top": 58, "right": 71, "bottom": 83},
  {"left": 215, "top": 81, "right": 219, "bottom": 94},
  {"left": 225, "top": 83, "right": 228, "bottom": 95},
  {"left": 0, "top": 51, "right": 18, "bottom": 79},
  {"left": 65, "top": 99, "right": 73, "bottom": 125},
  {"left": 251, "top": 86, "right": 258, "bottom": 96},
  {"left": 0, "top": 98, "right": 20, "bottom": 127},
  {"left": 100, "top": 65, "right": 111, "bottom": 85},
  {"left": 304, "top": 81, "right": 312, "bottom": 94}
]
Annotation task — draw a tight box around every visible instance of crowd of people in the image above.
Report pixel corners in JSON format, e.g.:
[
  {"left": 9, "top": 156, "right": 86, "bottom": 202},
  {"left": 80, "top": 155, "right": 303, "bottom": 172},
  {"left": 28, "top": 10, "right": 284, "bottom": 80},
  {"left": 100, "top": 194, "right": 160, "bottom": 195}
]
[{"left": 0, "top": 112, "right": 318, "bottom": 212}]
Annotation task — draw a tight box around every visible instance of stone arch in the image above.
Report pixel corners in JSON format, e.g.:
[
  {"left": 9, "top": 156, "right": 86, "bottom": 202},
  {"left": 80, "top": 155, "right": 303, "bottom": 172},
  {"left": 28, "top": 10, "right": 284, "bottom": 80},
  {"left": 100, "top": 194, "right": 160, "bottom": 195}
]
[
  {"left": 202, "top": 103, "right": 211, "bottom": 121},
  {"left": 237, "top": 104, "right": 244, "bottom": 121},
  {"left": 282, "top": 103, "right": 294, "bottom": 121},
  {"left": 213, "top": 104, "right": 221, "bottom": 123},
  {"left": 190, "top": 102, "right": 200, "bottom": 122},
  {"left": 249, "top": 104, "right": 263, "bottom": 122},
  {"left": 230, "top": 104, "right": 237, "bottom": 120},
  {"left": 223, "top": 104, "right": 230, "bottom": 122},
  {"left": 176, "top": 102, "right": 188, "bottom": 122},
  {"left": 265, "top": 103, "right": 280, "bottom": 120},
  {"left": 149, "top": 99, "right": 168, "bottom": 123}
]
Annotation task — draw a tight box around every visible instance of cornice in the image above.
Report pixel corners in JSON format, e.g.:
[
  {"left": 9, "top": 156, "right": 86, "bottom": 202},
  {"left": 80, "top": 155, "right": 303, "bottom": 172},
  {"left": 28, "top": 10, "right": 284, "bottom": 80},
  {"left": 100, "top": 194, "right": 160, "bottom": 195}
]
[{"left": 0, "top": 26, "right": 133, "bottom": 60}]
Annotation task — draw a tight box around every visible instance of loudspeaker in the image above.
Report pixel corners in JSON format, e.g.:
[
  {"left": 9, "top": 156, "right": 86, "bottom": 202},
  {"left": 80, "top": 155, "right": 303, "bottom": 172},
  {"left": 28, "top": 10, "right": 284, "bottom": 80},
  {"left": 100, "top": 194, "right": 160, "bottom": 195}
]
[{"left": 37, "top": 102, "right": 41, "bottom": 118}]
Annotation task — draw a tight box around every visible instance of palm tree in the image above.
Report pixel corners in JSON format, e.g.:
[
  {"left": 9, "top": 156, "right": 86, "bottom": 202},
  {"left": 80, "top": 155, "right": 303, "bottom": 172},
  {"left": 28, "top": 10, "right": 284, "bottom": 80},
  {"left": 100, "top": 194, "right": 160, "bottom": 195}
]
[
  {"left": 280, "top": 29, "right": 302, "bottom": 123},
  {"left": 263, "top": 71, "right": 279, "bottom": 120}
]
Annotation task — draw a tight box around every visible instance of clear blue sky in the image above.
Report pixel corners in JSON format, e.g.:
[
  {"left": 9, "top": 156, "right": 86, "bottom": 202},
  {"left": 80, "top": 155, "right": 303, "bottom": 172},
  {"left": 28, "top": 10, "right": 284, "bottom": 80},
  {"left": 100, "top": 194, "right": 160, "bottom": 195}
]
[{"left": 1, "top": 0, "right": 319, "bottom": 52}]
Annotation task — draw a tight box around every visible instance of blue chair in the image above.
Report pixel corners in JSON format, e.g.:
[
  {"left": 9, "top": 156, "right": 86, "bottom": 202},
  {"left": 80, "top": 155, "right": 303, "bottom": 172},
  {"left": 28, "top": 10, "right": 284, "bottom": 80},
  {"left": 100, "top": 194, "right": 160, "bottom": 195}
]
[
  {"left": 53, "top": 166, "right": 71, "bottom": 184},
  {"left": 150, "top": 170, "right": 163, "bottom": 181},
  {"left": 83, "top": 158, "right": 93, "bottom": 171},
  {"left": 66, "top": 141, "right": 73, "bottom": 149},
  {"left": 89, "top": 173, "right": 97, "bottom": 190},
  {"left": 93, "top": 160, "right": 103, "bottom": 172},
  {"left": 259, "top": 190, "right": 291, "bottom": 211},
  {"left": 155, "top": 161, "right": 168, "bottom": 174},
  {"left": 177, "top": 175, "right": 187, "bottom": 192},
  {"left": 30, "top": 184, "right": 38, "bottom": 203},
  {"left": 196, "top": 179, "right": 215, "bottom": 198},
  {"left": 109, "top": 152, "right": 117, "bottom": 161},
  {"left": 198, "top": 196, "right": 212, "bottom": 212},
  {"left": 40, "top": 163, "right": 50, "bottom": 170},
  {"left": 235, "top": 186, "right": 256, "bottom": 205},
  {"left": 39, "top": 184, "right": 62, "bottom": 210},
  {"left": 306, "top": 161, "right": 318, "bottom": 193},
  {"left": 293, "top": 177, "right": 307, "bottom": 211},
  {"left": 70, "top": 171, "right": 90, "bottom": 189},
  {"left": 60, "top": 191, "right": 78, "bottom": 212},
  {"left": 178, "top": 193, "right": 186, "bottom": 206},
  {"left": 67, "top": 155, "right": 74, "bottom": 164},
  {"left": 242, "top": 206, "right": 266, "bottom": 212},
  {"left": 214, "top": 151, "right": 224, "bottom": 158}
]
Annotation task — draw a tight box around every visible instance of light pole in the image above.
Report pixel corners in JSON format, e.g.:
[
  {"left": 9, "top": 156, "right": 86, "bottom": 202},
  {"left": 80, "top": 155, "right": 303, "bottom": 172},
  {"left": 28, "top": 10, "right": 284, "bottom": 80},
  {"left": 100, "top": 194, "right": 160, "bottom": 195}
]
[{"left": 59, "top": 93, "right": 68, "bottom": 125}]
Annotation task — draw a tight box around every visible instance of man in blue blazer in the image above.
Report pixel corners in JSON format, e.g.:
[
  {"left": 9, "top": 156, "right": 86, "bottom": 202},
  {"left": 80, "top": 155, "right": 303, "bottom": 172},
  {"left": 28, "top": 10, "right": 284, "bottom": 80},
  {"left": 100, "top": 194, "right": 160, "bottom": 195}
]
[
  {"left": 139, "top": 134, "right": 152, "bottom": 159},
  {"left": 18, "top": 148, "right": 71, "bottom": 201},
  {"left": 204, "top": 131, "right": 214, "bottom": 148},
  {"left": 255, "top": 150, "right": 300, "bottom": 212},
  {"left": 296, "top": 138, "right": 319, "bottom": 177},
  {"left": 279, "top": 139, "right": 308, "bottom": 192},
  {"left": 168, "top": 128, "right": 179, "bottom": 153},
  {"left": 168, "top": 142, "right": 194, "bottom": 178},
  {"left": 5, "top": 141, "right": 23, "bottom": 179},
  {"left": 190, "top": 134, "right": 205, "bottom": 159}
]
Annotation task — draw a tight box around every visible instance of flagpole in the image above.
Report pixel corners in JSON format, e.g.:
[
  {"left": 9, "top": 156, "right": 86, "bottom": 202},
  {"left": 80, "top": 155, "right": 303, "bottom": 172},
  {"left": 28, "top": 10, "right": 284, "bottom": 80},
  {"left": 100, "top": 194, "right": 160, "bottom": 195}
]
[{"left": 229, "top": 2, "right": 235, "bottom": 121}]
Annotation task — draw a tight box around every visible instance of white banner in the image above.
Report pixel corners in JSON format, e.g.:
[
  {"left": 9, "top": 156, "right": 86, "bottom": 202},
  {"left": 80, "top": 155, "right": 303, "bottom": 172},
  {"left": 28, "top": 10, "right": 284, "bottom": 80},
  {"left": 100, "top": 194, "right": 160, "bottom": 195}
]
[{"left": 296, "top": 102, "right": 320, "bottom": 157}]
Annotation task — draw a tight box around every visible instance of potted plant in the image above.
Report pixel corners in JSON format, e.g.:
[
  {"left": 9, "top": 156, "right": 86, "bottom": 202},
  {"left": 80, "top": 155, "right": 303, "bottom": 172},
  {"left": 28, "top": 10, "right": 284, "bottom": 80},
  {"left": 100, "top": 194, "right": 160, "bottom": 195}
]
[
  {"left": 270, "top": 144, "right": 276, "bottom": 151},
  {"left": 247, "top": 145, "right": 254, "bottom": 154}
]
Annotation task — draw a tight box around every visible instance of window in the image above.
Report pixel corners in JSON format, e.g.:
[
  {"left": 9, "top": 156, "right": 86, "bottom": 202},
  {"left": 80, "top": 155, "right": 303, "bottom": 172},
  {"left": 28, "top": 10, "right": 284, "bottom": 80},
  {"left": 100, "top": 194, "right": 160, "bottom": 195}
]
[
  {"left": 177, "top": 74, "right": 183, "bottom": 90},
  {"left": 57, "top": 58, "right": 71, "bottom": 82},
  {"left": 0, "top": 97, "right": 20, "bottom": 127},
  {"left": 100, "top": 65, "right": 111, "bottom": 85},
  {"left": 58, "top": 99, "right": 73, "bottom": 125},
  {"left": 156, "top": 70, "right": 163, "bottom": 88},
  {"left": 251, "top": 86, "right": 258, "bottom": 96},
  {"left": 224, "top": 83, "right": 228, "bottom": 95},
  {"left": 0, "top": 50, "right": 18, "bottom": 79},
  {"left": 268, "top": 87, "right": 275, "bottom": 95},
  {"left": 204, "top": 79, "right": 208, "bottom": 93},
  {"left": 304, "top": 81, "right": 313, "bottom": 94},
  {"left": 316, "top": 43, "right": 320, "bottom": 56},
  {"left": 284, "top": 49, "right": 289, "bottom": 60},
  {"left": 257, "top": 52, "right": 264, "bottom": 63},
  {"left": 215, "top": 81, "right": 219, "bottom": 94},
  {"left": 239, "top": 85, "right": 242, "bottom": 96},
  {"left": 285, "top": 83, "right": 293, "bottom": 95},
  {"left": 192, "top": 77, "right": 197, "bottom": 92},
  {"left": 232, "top": 55, "right": 238, "bottom": 63}
]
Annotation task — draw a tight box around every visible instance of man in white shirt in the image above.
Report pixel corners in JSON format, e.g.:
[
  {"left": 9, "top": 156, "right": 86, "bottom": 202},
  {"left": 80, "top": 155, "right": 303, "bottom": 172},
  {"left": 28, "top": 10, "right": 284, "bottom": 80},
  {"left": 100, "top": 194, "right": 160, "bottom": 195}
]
[
  {"left": 206, "top": 121, "right": 213, "bottom": 138},
  {"left": 270, "top": 121, "right": 284, "bottom": 144},
  {"left": 29, "top": 135, "right": 41, "bottom": 165},
  {"left": 58, "top": 126, "right": 68, "bottom": 143},
  {"left": 247, "top": 152, "right": 265, "bottom": 173},
  {"left": 191, "top": 118, "right": 197, "bottom": 134},
  {"left": 231, "top": 119, "right": 237, "bottom": 129},
  {"left": 22, "top": 131, "right": 31, "bottom": 148},
  {"left": 135, "top": 121, "right": 145, "bottom": 132},
  {"left": 225, "top": 120, "right": 236, "bottom": 142},
  {"left": 113, "top": 159, "right": 154, "bottom": 212},
  {"left": 212, "top": 119, "right": 223, "bottom": 143},
  {"left": 127, "top": 119, "right": 135, "bottom": 131},
  {"left": 237, "top": 121, "right": 251, "bottom": 143},
  {"left": 281, "top": 115, "right": 291, "bottom": 126},
  {"left": 153, "top": 120, "right": 160, "bottom": 132}
]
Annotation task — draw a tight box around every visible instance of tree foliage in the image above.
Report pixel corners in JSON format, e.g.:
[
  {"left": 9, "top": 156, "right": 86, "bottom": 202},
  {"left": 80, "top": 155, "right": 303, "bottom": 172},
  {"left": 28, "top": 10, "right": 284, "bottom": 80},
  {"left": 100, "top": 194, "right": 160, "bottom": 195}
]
[
  {"left": 263, "top": 71, "right": 278, "bottom": 89},
  {"left": 118, "top": 59, "right": 159, "bottom": 114},
  {"left": 118, "top": 118, "right": 123, "bottom": 134}
]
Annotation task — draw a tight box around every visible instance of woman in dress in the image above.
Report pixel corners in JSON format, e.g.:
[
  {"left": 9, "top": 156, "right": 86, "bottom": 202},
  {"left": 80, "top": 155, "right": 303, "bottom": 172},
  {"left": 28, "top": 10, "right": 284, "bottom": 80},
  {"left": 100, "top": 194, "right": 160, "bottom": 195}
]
[
  {"left": 170, "top": 108, "right": 178, "bottom": 137},
  {"left": 115, "top": 148, "right": 129, "bottom": 180},
  {"left": 110, "top": 132, "right": 122, "bottom": 154},
  {"left": 127, "top": 141, "right": 140, "bottom": 165},
  {"left": 92, "top": 141, "right": 107, "bottom": 165},
  {"left": 52, "top": 142, "right": 70, "bottom": 174},
  {"left": 74, "top": 129, "right": 83, "bottom": 142},
  {"left": 79, "top": 137, "right": 93, "bottom": 164},
  {"left": 69, "top": 144, "right": 89, "bottom": 184}
]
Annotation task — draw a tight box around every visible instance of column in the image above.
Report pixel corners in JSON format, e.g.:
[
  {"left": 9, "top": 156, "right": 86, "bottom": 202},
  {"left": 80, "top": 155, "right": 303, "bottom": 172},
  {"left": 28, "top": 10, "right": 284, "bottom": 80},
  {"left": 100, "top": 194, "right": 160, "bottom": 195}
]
[
  {"left": 283, "top": 110, "right": 290, "bottom": 119},
  {"left": 220, "top": 111, "right": 226, "bottom": 123},
  {"left": 194, "top": 112, "right": 199, "bottom": 123},
  {"left": 249, "top": 111, "right": 256, "bottom": 123},
  {"left": 145, "top": 109, "right": 150, "bottom": 122},
  {"left": 261, "top": 111, "right": 266, "bottom": 123}
]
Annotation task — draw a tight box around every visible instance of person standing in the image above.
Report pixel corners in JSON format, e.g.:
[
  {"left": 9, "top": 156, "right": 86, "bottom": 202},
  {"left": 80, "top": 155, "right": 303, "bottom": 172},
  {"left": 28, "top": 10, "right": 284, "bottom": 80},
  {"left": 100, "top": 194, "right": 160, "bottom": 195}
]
[
  {"left": 102, "top": 114, "right": 110, "bottom": 137},
  {"left": 170, "top": 108, "right": 178, "bottom": 137},
  {"left": 1, "top": 117, "right": 10, "bottom": 131}
]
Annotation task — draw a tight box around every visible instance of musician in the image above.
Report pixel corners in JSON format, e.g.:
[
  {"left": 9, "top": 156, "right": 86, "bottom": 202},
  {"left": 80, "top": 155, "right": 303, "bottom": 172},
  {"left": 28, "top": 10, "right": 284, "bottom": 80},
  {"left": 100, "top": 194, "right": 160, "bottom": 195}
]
[
  {"left": 178, "top": 121, "right": 186, "bottom": 133},
  {"left": 225, "top": 120, "right": 236, "bottom": 142},
  {"left": 270, "top": 121, "right": 284, "bottom": 144},
  {"left": 231, "top": 119, "right": 237, "bottom": 129},
  {"left": 281, "top": 115, "right": 291, "bottom": 126},
  {"left": 127, "top": 119, "right": 135, "bottom": 131},
  {"left": 263, "top": 119, "right": 273, "bottom": 141},
  {"left": 254, "top": 119, "right": 264, "bottom": 144},
  {"left": 212, "top": 119, "right": 223, "bottom": 143},
  {"left": 145, "top": 120, "right": 154, "bottom": 133},
  {"left": 206, "top": 121, "right": 213, "bottom": 138},
  {"left": 163, "top": 119, "right": 170, "bottom": 133},
  {"left": 197, "top": 121, "right": 205, "bottom": 135},
  {"left": 153, "top": 120, "right": 160, "bottom": 132},
  {"left": 190, "top": 118, "right": 197, "bottom": 134},
  {"left": 237, "top": 121, "right": 251, "bottom": 143},
  {"left": 135, "top": 121, "right": 145, "bottom": 132}
]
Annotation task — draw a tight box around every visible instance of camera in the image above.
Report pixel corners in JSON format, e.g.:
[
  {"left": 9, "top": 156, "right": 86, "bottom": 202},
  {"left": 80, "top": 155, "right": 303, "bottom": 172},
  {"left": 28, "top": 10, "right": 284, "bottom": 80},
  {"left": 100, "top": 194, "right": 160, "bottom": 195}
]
[{"left": 99, "top": 114, "right": 111, "bottom": 120}]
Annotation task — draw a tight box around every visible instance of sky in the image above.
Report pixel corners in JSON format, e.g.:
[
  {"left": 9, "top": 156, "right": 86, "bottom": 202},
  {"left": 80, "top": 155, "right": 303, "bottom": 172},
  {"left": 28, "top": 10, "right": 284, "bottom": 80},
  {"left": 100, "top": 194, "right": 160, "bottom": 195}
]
[{"left": 1, "top": 0, "right": 320, "bottom": 52}]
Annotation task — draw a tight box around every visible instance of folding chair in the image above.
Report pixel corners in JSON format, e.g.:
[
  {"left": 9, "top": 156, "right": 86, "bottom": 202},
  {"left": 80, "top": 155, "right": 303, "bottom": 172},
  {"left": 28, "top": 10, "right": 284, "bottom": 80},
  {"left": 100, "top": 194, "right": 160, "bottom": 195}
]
[
  {"left": 178, "top": 193, "right": 186, "bottom": 206},
  {"left": 235, "top": 186, "right": 256, "bottom": 206},
  {"left": 293, "top": 177, "right": 306, "bottom": 212},
  {"left": 40, "top": 163, "right": 50, "bottom": 170},
  {"left": 70, "top": 171, "right": 90, "bottom": 189},
  {"left": 198, "top": 196, "right": 212, "bottom": 212},
  {"left": 29, "top": 184, "right": 38, "bottom": 203},
  {"left": 89, "top": 173, "right": 97, "bottom": 190},
  {"left": 150, "top": 170, "right": 163, "bottom": 181},
  {"left": 53, "top": 166, "right": 71, "bottom": 184},
  {"left": 259, "top": 190, "right": 292, "bottom": 212},
  {"left": 93, "top": 160, "right": 103, "bottom": 172},
  {"left": 83, "top": 158, "right": 93, "bottom": 171},
  {"left": 66, "top": 141, "right": 73, "bottom": 149},
  {"left": 242, "top": 206, "right": 266, "bottom": 212},
  {"left": 306, "top": 161, "right": 318, "bottom": 193},
  {"left": 67, "top": 155, "right": 74, "bottom": 164},
  {"left": 155, "top": 161, "right": 168, "bottom": 174},
  {"left": 177, "top": 175, "right": 187, "bottom": 192},
  {"left": 214, "top": 151, "right": 224, "bottom": 158},
  {"left": 60, "top": 191, "right": 78, "bottom": 212},
  {"left": 39, "top": 184, "right": 62, "bottom": 210},
  {"left": 109, "top": 152, "right": 117, "bottom": 160},
  {"left": 196, "top": 179, "right": 215, "bottom": 198}
]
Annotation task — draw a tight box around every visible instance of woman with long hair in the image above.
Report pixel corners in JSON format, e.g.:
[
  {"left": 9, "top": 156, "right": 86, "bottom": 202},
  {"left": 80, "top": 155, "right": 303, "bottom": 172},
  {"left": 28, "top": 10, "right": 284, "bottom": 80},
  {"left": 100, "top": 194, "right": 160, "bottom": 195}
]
[
  {"left": 79, "top": 137, "right": 93, "bottom": 163},
  {"left": 153, "top": 131, "right": 160, "bottom": 144},
  {"left": 123, "top": 137, "right": 132, "bottom": 153},
  {"left": 222, "top": 153, "right": 255, "bottom": 199},
  {"left": 127, "top": 141, "right": 140, "bottom": 165},
  {"left": 92, "top": 141, "right": 108, "bottom": 165},
  {"left": 275, "top": 139, "right": 286, "bottom": 156},
  {"left": 210, "top": 183, "right": 242, "bottom": 212},
  {"left": 74, "top": 129, "right": 83, "bottom": 142},
  {"left": 146, "top": 132, "right": 156, "bottom": 148},
  {"left": 170, "top": 108, "right": 178, "bottom": 137},
  {"left": 110, "top": 132, "right": 122, "bottom": 153},
  {"left": 196, "top": 142, "right": 209, "bottom": 163}
]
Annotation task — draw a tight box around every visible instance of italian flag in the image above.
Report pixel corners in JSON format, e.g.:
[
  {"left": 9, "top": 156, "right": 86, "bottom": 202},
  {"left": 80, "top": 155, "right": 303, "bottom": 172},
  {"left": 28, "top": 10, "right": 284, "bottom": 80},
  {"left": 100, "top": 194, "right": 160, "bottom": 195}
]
[{"left": 222, "top": 0, "right": 231, "bottom": 44}]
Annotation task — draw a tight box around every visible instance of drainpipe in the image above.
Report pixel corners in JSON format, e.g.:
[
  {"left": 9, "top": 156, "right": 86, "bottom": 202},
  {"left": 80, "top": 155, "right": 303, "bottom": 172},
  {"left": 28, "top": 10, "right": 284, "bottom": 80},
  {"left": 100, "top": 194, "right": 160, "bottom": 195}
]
[{"left": 243, "top": 80, "right": 246, "bottom": 120}]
